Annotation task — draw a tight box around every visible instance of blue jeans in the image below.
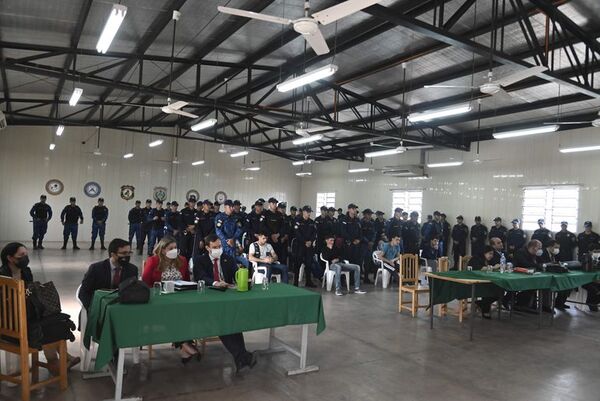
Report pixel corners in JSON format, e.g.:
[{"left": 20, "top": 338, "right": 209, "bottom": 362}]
[
  {"left": 236, "top": 255, "right": 250, "bottom": 268},
  {"left": 331, "top": 262, "right": 361, "bottom": 291},
  {"left": 63, "top": 223, "right": 78, "bottom": 242},
  {"left": 91, "top": 221, "right": 106, "bottom": 242},
  {"left": 148, "top": 229, "right": 164, "bottom": 255},
  {"left": 258, "top": 263, "right": 289, "bottom": 284},
  {"left": 32, "top": 219, "right": 48, "bottom": 241},
  {"left": 128, "top": 223, "right": 141, "bottom": 245}
]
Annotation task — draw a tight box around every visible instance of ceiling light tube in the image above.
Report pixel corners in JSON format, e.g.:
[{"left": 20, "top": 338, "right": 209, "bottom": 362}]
[
  {"left": 292, "top": 134, "right": 323, "bottom": 145},
  {"left": 292, "top": 159, "right": 315, "bottom": 166},
  {"left": 242, "top": 166, "right": 261, "bottom": 171},
  {"left": 427, "top": 161, "right": 464, "bottom": 168},
  {"left": 230, "top": 150, "right": 249, "bottom": 158},
  {"left": 348, "top": 168, "right": 370, "bottom": 173},
  {"left": 123, "top": 153, "right": 134, "bottom": 159},
  {"left": 408, "top": 103, "right": 472, "bottom": 122},
  {"left": 296, "top": 172, "right": 312, "bottom": 177},
  {"left": 365, "top": 148, "right": 400, "bottom": 158},
  {"left": 49, "top": 143, "right": 56, "bottom": 151},
  {"left": 56, "top": 125, "right": 65, "bottom": 136},
  {"left": 97, "top": 4, "right": 128, "bottom": 54},
  {"left": 277, "top": 64, "right": 338, "bottom": 92},
  {"left": 296, "top": 126, "right": 331, "bottom": 136},
  {"left": 191, "top": 160, "right": 205, "bottom": 166},
  {"left": 559, "top": 145, "right": 600, "bottom": 153},
  {"left": 493, "top": 124, "right": 559, "bottom": 139},
  {"left": 191, "top": 118, "right": 218, "bottom": 131},
  {"left": 69, "top": 88, "right": 83, "bottom": 106},
  {"left": 149, "top": 139, "right": 163, "bottom": 147}
]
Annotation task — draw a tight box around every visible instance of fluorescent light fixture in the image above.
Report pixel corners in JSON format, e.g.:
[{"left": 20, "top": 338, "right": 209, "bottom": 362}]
[
  {"left": 148, "top": 139, "right": 163, "bottom": 147},
  {"left": 191, "top": 160, "right": 205, "bottom": 166},
  {"left": 365, "top": 148, "right": 399, "bottom": 158},
  {"left": 277, "top": 64, "right": 338, "bottom": 92},
  {"left": 408, "top": 176, "right": 431, "bottom": 180},
  {"left": 292, "top": 159, "right": 314, "bottom": 166},
  {"left": 49, "top": 143, "right": 56, "bottom": 150},
  {"left": 123, "top": 152, "right": 134, "bottom": 159},
  {"left": 559, "top": 145, "right": 600, "bottom": 153},
  {"left": 493, "top": 124, "right": 559, "bottom": 139},
  {"left": 292, "top": 134, "right": 323, "bottom": 145},
  {"left": 408, "top": 103, "right": 472, "bottom": 123},
  {"left": 96, "top": 4, "right": 128, "bottom": 54},
  {"left": 296, "top": 172, "right": 312, "bottom": 177},
  {"left": 348, "top": 168, "right": 370, "bottom": 173},
  {"left": 230, "top": 150, "right": 249, "bottom": 158},
  {"left": 68, "top": 87, "right": 83, "bottom": 106},
  {"left": 355, "top": 179, "right": 367, "bottom": 183},
  {"left": 56, "top": 125, "right": 64, "bottom": 136},
  {"left": 93, "top": 148, "right": 102, "bottom": 156},
  {"left": 191, "top": 118, "right": 217, "bottom": 131},
  {"left": 242, "top": 166, "right": 261, "bottom": 171},
  {"left": 296, "top": 126, "right": 331, "bottom": 136},
  {"left": 427, "top": 161, "right": 464, "bottom": 168}
]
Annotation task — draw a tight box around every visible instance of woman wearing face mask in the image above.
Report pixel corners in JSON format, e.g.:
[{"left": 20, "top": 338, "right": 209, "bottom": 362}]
[
  {"left": 539, "top": 239, "right": 572, "bottom": 311},
  {"left": 469, "top": 245, "right": 498, "bottom": 319},
  {"left": 0, "top": 242, "right": 80, "bottom": 374},
  {"left": 141, "top": 236, "right": 198, "bottom": 363}
]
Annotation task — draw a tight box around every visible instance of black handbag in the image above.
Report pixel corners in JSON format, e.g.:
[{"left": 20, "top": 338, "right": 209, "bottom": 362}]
[
  {"left": 116, "top": 277, "right": 150, "bottom": 304},
  {"left": 26, "top": 281, "right": 61, "bottom": 319}
]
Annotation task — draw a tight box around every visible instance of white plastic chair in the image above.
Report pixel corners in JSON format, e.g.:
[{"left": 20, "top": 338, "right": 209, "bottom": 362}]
[
  {"left": 319, "top": 253, "right": 350, "bottom": 292},
  {"left": 373, "top": 251, "right": 392, "bottom": 289},
  {"left": 249, "top": 259, "right": 281, "bottom": 283}
]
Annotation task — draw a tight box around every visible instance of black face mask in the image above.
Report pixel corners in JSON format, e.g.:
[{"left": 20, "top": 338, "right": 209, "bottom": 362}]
[
  {"left": 117, "top": 256, "right": 131, "bottom": 265},
  {"left": 14, "top": 255, "right": 29, "bottom": 269}
]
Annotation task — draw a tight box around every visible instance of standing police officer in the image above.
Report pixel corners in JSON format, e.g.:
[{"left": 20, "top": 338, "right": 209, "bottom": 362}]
[
  {"left": 277, "top": 202, "right": 290, "bottom": 266},
  {"left": 293, "top": 206, "right": 317, "bottom": 287},
  {"left": 489, "top": 217, "right": 507, "bottom": 249},
  {"left": 147, "top": 200, "right": 165, "bottom": 256},
  {"left": 506, "top": 218, "right": 527, "bottom": 260},
  {"left": 90, "top": 197, "right": 109, "bottom": 250},
  {"left": 315, "top": 206, "right": 330, "bottom": 253},
  {"left": 180, "top": 197, "right": 198, "bottom": 258},
  {"left": 215, "top": 199, "right": 243, "bottom": 259},
  {"left": 341, "top": 204, "right": 363, "bottom": 267},
  {"left": 577, "top": 221, "right": 600, "bottom": 259},
  {"left": 193, "top": 199, "right": 215, "bottom": 257},
  {"left": 138, "top": 199, "right": 153, "bottom": 255},
  {"left": 165, "top": 201, "right": 182, "bottom": 246},
  {"left": 470, "top": 216, "right": 488, "bottom": 257},
  {"left": 127, "top": 200, "right": 143, "bottom": 248},
  {"left": 451, "top": 215, "right": 469, "bottom": 268},
  {"left": 60, "top": 197, "right": 83, "bottom": 250},
  {"left": 30, "top": 194, "right": 52, "bottom": 250},
  {"left": 374, "top": 211, "right": 386, "bottom": 245},
  {"left": 555, "top": 221, "right": 577, "bottom": 262},
  {"left": 402, "top": 211, "right": 421, "bottom": 255},
  {"left": 440, "top": 213, "right": 451, "bottom": 257},
  {"left": 385, "top": 208, "right": 404, "bottom": 242},
  {"left": 263, "top": 197, "right": 285, "bottom": 260},
  {"left": 532, "top": 219, "right": 552, "bottom": 247},
  {"left": 361, "top": 209, "right": 376, "bottom": 283},
  {"left": 245, "top": 200, "right": 266, "bottom": 249}
]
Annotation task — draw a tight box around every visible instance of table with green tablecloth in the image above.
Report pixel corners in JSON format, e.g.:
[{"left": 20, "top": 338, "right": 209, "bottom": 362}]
[{"left": 83, "top": 283, "right": 326, "bottom": 401}]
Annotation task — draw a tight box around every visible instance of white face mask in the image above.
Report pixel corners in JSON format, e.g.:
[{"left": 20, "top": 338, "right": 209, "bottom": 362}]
[
  {"left": 165, "top": 248, "right": 179, "bottom": 260},
  {"left": 210, "top": 248, "right": 223, "bottom": 260},
  {"left": 552, "top": 248, "right": 560, "bottom": 255},
  {"left": 535, "top": 249, "right": 543, "bottom": 257}
]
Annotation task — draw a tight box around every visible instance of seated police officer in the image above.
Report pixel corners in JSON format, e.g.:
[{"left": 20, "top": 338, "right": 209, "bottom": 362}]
[{"left": 248, "top": 232, "right": 289, "bottom": 284}]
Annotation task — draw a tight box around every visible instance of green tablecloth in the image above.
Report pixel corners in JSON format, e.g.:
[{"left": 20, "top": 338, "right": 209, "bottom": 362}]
[
  {"left": 84, "top": 283, "right": 326, "bottom": 369},
  {"left": 430, "top": 270, "right": 600, "bottom": 305}
]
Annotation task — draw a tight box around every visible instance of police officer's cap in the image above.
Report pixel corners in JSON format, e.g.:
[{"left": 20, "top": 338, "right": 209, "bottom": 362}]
[
  {"left": 394, "top": 207, "right": 403, "bottom": 213},
  {"left": 69, "top": 197, "right": 76, "bottom": 202},
  {"left": 494, "top": 217, "right": 502, "bottom": 222},
  {"left": 290, "top": 206, "right": 298, "bottom": 211},
  {"left": 363, "top": 208, "right": 373, "bottom": 215},
  {"left": 320, "top": 206, "right": 328, "bottom": 211},
  {"left": 376, "top": 211, "right": 384, "bottom": 216},
  {"left": 254, "top": 200, "right": 264, "bottom": 206},
  {"left": 214, "top": 201, "right": 220, "bottom": 206},
  {"left": 277, "top": 202, "right": 287, "bottom": 209},
  {"left": 475, "top": 216, "right": 481, "bottom": 221},
  {"left": 98, "top": 197, "right": 104, "bottom": 202},
  {"left": 188, "top": 196, "right": 197, "bottom": 202},
  {"left": 202, "top": 199, "right": 211, "bottom": 205},
  {"left": 145, "top": 199, "right": 152, "bottom": 204},
  {"left": 537, "top": 218, "right": 545, "bottom": 224},
  {"left": 347, "top": 203, "right": 358, "bottom": 209},
  {"left": 511, "top": 218, "right": 520, "bottom": 224},
  {"left": 440, "top": 213, "right": 447, "bottom": 218},
  {"left": 427, "top": 214, "right": 433, "bottom": 220},
  {"left": 433, "top": 210, "right": 440, "bottom": 216},
  {"left": 328, "top": 207, "right": 336, "bottom": 212},
  {"left": 135, "top": 200, "right": 141, "bottom": 204},
  {"left": 258, "top": 198, "right": 266, "bottom": 203},
  {"left": 171, "top": 201, "right": 179, "bottom": 207},
  {"left": 302, "top": 205, "right": 312, "bottom": 213},
  {"left": 337, "top": 208, "right": 343, "bottom": 212},
  {"left": 410, "top": 211, "right": 419, "bottom": 217},
  {"left": 584, "top": 221, "right": 592, "bottom": 228},
  {"left": 560, "top": 221, "right": 568, "bottom": 226},
  {"left": 40, "top": 194, "right": 47, "bottom": 199},
  {"left": 223, "top": 199, "right": 234, "bottom": 207},
  {"left": 457, "top": 215, "right": 464, "bottom": 220},
  {"left": 156, "top": 199, "right": 163, "bottom": 204},
  {"left": 233, "top": 200, "right": 241, "bottom": 206},
  {"left": 268, "top": 197, "right": 278, "bottom": 204}
]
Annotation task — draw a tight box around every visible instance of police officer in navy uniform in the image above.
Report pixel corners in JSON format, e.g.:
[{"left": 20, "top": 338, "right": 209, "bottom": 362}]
[
  {"left": 60, "top": 197, "right": 84, "bottom": 250},
  {"left": 245, "top": 200, "right": 266, "bottom": 250},
  {"left": 451, "top": 215, "right": 469, "bottom": 268},
  {"left": 402, "top": 211, "right": 421, "bottom": 255},
  {"left": 138, "top": 199, "right": 153, "bottom": 255},
  {"left": 440, "top": 213, "right": 451, "bottom": 257},
  {"left": 276, "top": 202, "right": 291, "bottom": 266},
  {"left": 506, "top": 218, "right": 527, "bottom": 260},
  {"left": 127, "top": 200, "right": 143, "bottom": 249},
  {"left": 360, "top": 208, "right": 376, "bottom": 283},
  {"left": 293, "top": 205, "right": 317, "bottom": 287},
  {"left": 193, "top": 199, "right": 215, "bottom": 258},
  {"left": 30, "top": 194, "right": 52, "bottom": 250},
  {"left": 180, "top": 197, "right": 198, "bottom": 258},
  {"left": 555, "top": 221, "right": 577, "bottom": 262},
  {"left": 385, "top": 208, "right": 403, "bottom": 242},
  {"left": 165, "top": 201, "right": 182, "bottom": 245},
  {"left": 489, "top": 217, "right": 507, "bottom": 250},
  {"left": 315, "top": 206, "right": 329, "bottom": 252},
  {"left": 90, "top": 198, "right": 109, "bottom": 250},
  {"left": 420, "top": 214, "right": 438, "bottom": 251},
  {"left": 263, "top": 197, "right": 286, "bottom": 259},
  {"left": 215, "top": 199, "right": 244, "bottom": 259},
  {"left": 577, "top": 221, "right": 600, "bottom": 259},
  {"left": 147, "top": 200, "right": 166, "bottom": 256},
  {"left": 532, "top": 218, "right": 552, "bottom": 247},
  {"left": 374, "top": 211, "right": 386, "bottom": 245},
  {"left": 341, "top": 203, "right": 362, "bottom": 267},
  {"left": 470, "top": 216, "right": 488, "bottom": 257}
]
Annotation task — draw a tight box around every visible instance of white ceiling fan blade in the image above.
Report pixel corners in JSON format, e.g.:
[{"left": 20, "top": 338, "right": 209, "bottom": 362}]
[
  {"left": 217, "top": 6, "right": 292, "bottom": 25},
  {"left": 168, "top": 100, "right": 188, "bottom": 110},
  {"left": 123, "top": 103, "right": 162, "bottom": 110},
  {"left": 424, "top": 85, "right": 477, "bottom": 89},
  {"left": 312, "top": 0, "right": 383, "bottom": 25},
  {"left": 406, "top": 145, "right": 434, "bottom": 150},
  {"left": 302, "top": 29, "right": 329, "bottom": 55},
  {"left": 171, "top": 109, "right": 199, "bottom": 119},
  {"left": 546, "top": 121, "right": 591, "bottom": 125},
  {"left": 496, "top": 66, "right": 547, "bottom": 87}
]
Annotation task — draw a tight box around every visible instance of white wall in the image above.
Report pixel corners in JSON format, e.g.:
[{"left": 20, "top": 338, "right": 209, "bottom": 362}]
[
  {"left": 0, "top": 126, "right": 301, "bottom": 242},
  {"left": 299, "top": 127, "right": 600, "bottom": 235}
]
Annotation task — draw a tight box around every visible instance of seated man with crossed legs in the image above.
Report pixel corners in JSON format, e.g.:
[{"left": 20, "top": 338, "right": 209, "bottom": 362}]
[{"left": 247, "top": 232, "right": 289, "bottom": 283}]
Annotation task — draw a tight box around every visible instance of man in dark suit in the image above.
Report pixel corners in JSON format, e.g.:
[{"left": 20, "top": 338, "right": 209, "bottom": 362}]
[
  {"left": 193, "top": 234, "right": 257, "bottom": 373},
  {"left": 78, "top": 238, "right": 138, "bottom": 310}
]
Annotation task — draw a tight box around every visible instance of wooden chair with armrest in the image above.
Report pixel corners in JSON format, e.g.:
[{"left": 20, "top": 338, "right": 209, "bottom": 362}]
[
  {"left": 398, "top": 254, "right": 429, "bottom": 317},
  {"left": 457, "top": 255, "right": 473, "bottom": 322}
]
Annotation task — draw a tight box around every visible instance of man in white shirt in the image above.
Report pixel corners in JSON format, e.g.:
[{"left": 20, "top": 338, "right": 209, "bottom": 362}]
[{"left": 248, "top": 232, "right": 289, "bottom": 283}]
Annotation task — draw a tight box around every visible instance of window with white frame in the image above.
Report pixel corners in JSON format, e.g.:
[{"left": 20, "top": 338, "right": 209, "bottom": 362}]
[
  {"left": 522, "top": 186, "right": 579, "bottom": 232},
  {"left": 392, "top": 190, "right": 423, "bottom": 221},
  {"left": 316, "top": 192, "right": 336, "bottom": 210}
]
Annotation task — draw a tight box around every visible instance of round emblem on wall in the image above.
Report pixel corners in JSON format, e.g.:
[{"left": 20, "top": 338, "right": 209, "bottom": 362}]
[
  {"left": 215, "top": 191, "right": 227, "bottom": 204},
  {"left": 186, "top": 189, "right": 200, "bottom": 202},
  {"left": 153, "top": 186, "right": 168, "bottom": 202},
  {"left": 120, "top": 185, "right": 135, "bottom": 201},
  {"left": 83, "top": 181, "right": 101, "bottom": 198},
  {"left": 45, "top": 179, "right": 64, "bottom": 196}
]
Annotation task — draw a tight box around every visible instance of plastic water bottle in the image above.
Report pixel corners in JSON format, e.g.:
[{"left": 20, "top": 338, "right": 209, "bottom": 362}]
[{"left": 500, "top": 253, "right": 506, "bottom": 274}]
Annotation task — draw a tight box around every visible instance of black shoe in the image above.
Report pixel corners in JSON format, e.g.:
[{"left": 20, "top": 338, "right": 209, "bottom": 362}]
[
  {"left": 589, "top": 305, "right": 598, "bottom": 312},
  {"left": 33, "top": 243, "right": 38, "bottom": 250},
  {"left": 542, "top": 306, "right": 555, "bottom": 314},
  {"left": 89, "top": 246, "right": 95, "bottom": 250},
  {"left": 363, "top": 278, "right": 372, "bottom": 284},
  {"left": 555, "top": 304, "right": 570, "bottom": 310},
  {"left": 61, "top": 245, "right": 67, "bottom": 250},
  {"left": 236, "top": 352, "right": 257, "bottom": 373},
  {"left": 101, "top": 245, "right": 107, "bottom": 250},
  {"left": 38, "top": 243, "right": 44, "bottom": 250},
  {"left": 305, "top": 281, "right": 317, "bottom": 288},
  {"left": 73, "top": 245, "right": 80, "bottom": 250}
]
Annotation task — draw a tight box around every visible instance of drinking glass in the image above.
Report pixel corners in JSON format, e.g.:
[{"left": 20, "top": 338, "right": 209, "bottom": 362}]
[
  {"left": 262, "top": 278, "right": 270, "bottom": 291},
  {"left": 467, "top": 266, "right": 473, "bottom": 272},
  {"left": 197, "top": 280, "right": 205, "bottom": 293},
  {"left": 153, "top": 282, "right": 161, "bottom": 296}
]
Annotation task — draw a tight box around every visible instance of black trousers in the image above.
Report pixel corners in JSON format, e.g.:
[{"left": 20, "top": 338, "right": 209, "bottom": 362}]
[
  {"left": 452, "top": 242, "right": 466, "bottom": 268},
  {"left": 583, "top": 282, "right": 600, "bottom": 305},
  {"left": 294, "top": 244, "right": 314, "bottom": 285},
  {"left": 139, "top": 225, "right": 151, "bottom": 250},
  {"left": 219, "top": 333, "right": 248, "bottom": 363}
]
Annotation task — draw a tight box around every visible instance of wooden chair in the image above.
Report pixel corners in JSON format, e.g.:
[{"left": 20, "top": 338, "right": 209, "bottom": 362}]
[
  {"left": 398, "top": 254, "right": 429, "bottom": 316},
  {"left": 459, "top": 255, "right": 472, "bottom": 271},
  {"left": 0, "top": 277, "right": 68, "bottom": 401},
  {"left": 457, "top": 255, "right": 473, "bottom": 322},
  {"left": 436, "top": 257, "right": 451, "bottom": 317}
]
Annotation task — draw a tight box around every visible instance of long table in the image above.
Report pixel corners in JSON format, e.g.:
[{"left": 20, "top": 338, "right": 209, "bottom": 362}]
[
  {"left": 426, "top": 270, "right": 600, "bottom": 340},
  {"left": 84, "top": 283, "right": 326, "bottom": 401}
]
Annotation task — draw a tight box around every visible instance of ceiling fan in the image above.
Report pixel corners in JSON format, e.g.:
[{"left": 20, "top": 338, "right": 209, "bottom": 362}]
[
  {"left": 370, "top": 141, "right": 433, "bottom": 153},
  {"left": 544, "top": 111, "right": 600, "bottom": 128},
  {"left": 217, "top": 0, "right": 383, "bottom": 55}
]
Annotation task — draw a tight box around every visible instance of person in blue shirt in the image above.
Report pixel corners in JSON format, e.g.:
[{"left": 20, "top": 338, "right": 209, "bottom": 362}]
[
  {"left": 215, "top": 199, "right": 249, "bottom": 268},
  {"left": 146, "top": 200, "right": 165, "bottom": 256},
  {"left": 376, "top": 234, "right": 403, "bottom": 277}
]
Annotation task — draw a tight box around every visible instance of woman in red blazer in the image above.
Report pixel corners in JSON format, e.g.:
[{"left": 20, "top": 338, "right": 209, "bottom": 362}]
[{"left": 141, "top": 236, "right": 198, "bottom": 363}]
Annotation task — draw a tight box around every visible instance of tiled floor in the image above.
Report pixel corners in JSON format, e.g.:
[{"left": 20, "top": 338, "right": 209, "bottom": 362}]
[{"left": 1, "top": 242, "right": 599, "bottom": 401}]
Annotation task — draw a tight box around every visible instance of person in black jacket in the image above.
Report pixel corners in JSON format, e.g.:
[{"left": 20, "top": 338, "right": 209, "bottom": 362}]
[
  {"left": 539, "top": 240, "right": 571, "bottom": 311},
  {"left": 341, "top": 204, "right": 362, "bottom": 266},
  {"left": 555, "top": 221, "right": 577, "bottom": 262},
  {"left": 138, "top": 199, "right": 153, "bottom": 255},
  {"left": 512, "top": 240, "right": 543, "bottom": 310},
  {"left": 451, "top": 215, "right": 469, "bottom": 268},
  {"left": 488, "top": 217, "right": 507, "bottom": 248},
  {"left": 192, "top": 234, "right": 257, "bottom": 373},
  {"left": 78, "top": 238, "right": 138, "bottom": 310},
  {"left": 321, "top": 234, "right": 366, "bottom": 296},
  {"left": 469, "top": 245, "right": 498, "bottom": 319},
  {"left": 90, "top": 198, "right": 109, "bottom": 251},
  {"left": 294, "top": 206, "right": 317, "bottom": 287},
  {"left": 30, "top": 194, "right": 52, "bottom": 250},
  {"left": 128, "top": 200, "right": 143, "bottom": 249},
  {"left": 470, "top": 216, "right": 488, "bottom": 257},
  {"left": 60, "top": 197, "right": 84, "bottom": 250}
]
